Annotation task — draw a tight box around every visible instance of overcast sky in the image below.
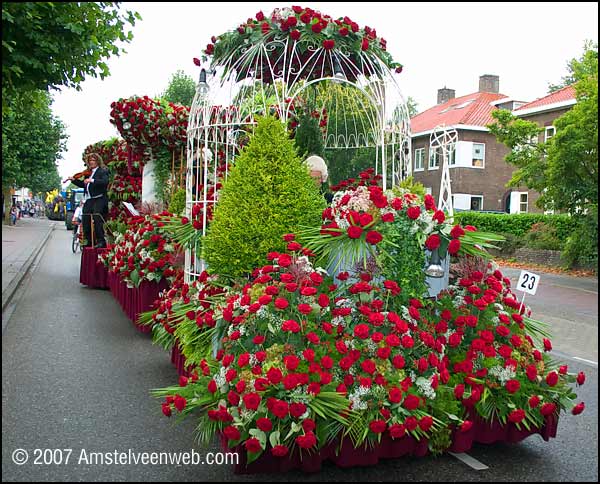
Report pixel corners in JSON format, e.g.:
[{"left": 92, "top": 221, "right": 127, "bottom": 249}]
[{"left": 51, "top": 2, "right": 598, "bottom": 182}]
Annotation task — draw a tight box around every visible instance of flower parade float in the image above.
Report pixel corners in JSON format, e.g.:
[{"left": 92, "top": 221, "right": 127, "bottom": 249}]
[
  {"left": 100, "top": 212, "right": 182, "bottom": 332},
  {"left": 138, "top": 6, "right": 587, "bottom": 474},
  {"left": 145, "top": 120, "right": 584, "bottom": 473}
]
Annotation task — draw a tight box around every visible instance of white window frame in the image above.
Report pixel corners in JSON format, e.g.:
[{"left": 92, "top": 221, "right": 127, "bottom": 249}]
[
  {"left": 519, "top": 192, "right": 529, "bottom": 213},
  {"left": 472, "top": 143, "right": 485, "bottom": 168},
  {"left": 428, "top": 146, "right": 441, "bottom": 170},
  {"left": 544, "top": 126, "right": 556, "bottom": 142},
  {"left": 470, "top": 195, "right": 484, "bottom": 211},
  {"left": 414, "top": 148, "right": 424, "bottom": 172}
]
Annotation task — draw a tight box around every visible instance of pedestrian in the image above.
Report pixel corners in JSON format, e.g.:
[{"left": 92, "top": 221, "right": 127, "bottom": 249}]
[
  {"left": 67, "top": 153, "right": 109, "bottom": 248},
  {"left": 10, "top": 205, "right": 17, "bottom": 225}
]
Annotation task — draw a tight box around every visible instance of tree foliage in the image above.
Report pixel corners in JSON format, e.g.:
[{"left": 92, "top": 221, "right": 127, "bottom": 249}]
[
  {"left": 2, "top": 90, "right": 67, "bottom": 192},
  {"left": 160, "top": 70, "right": 196, "bottom": 106},
  {"left": 2, "top": 2, "right": 140, "bottom": 94},
  {"left": 548, "top": 40, "right": 598, "bottom": 93},
  {"left": 488, "top": 42, "right": 598, "bottom": 269}
]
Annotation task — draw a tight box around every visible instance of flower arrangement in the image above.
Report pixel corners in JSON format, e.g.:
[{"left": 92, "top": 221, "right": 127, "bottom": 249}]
[
  {"left": 153, "top": 234, "right": 585, "bottom": 463},
  {"left": 107, "top": 174, "right": 142, "bottom": 202},
  {"left": 301, "top": 168, "right": 504, "bottom": 283},
  {"left": 100, "top": 212, "right": 181, "bottom": 287},
  {"left": 197, "top": 6, "right": 403, "bottom": 84}
]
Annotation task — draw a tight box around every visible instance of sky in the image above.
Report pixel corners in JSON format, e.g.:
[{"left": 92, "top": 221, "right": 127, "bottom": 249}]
[{"left": 51, "top": 2, "right": 598, "bottom": 183}]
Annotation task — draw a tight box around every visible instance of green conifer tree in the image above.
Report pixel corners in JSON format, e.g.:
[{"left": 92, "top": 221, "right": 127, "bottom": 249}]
[{"left": 204, "top": 116, "right": 326, "bottom": 277}]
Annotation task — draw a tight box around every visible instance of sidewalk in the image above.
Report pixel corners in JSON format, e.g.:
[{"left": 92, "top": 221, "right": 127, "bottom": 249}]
[{"left": 2, "top": 216, "right": 56, "bottom": 312}]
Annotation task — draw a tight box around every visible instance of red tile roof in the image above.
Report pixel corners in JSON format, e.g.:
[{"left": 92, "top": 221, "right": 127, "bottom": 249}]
[
  {"left": 514, "top": 85, "right": 576, "bottom": 112},
  {"left": 411, "top": 92, "right": 508, "bottom": 135}
]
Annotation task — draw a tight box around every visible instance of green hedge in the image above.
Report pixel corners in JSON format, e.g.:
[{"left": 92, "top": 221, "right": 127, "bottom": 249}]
[{"left": 453, "top": 212, "right": 577, "bottom": 241}]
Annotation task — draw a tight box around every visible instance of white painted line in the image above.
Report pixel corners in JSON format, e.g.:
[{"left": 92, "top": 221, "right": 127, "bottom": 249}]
[
  {"left": 449, "top": 452, "right": 489, "bottom": 470},
  {"left": 572, "top": 356, "right": 598, "bottom": 367}
]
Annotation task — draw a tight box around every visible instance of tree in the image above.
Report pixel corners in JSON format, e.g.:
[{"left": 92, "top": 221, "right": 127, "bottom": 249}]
[
  {"left": 548, "top": 40, "right": 598, "bottom": 93},
  {"left": 160, "top": 70, "right": 197, "bottom": 106},
  {"left": 406, "top": 96, "right": 419, "bottom": 117},
  {"left": 2, "top": 90, "right": 67, "bottom": 222},
  {"left": 204, "top": 116, "right": 325, "bottom": 278},
  {"left": 2, "top": 2, "right": 140, "bottom": 95},
  {"left": 489, "top": 42, "right": 598, "bottom": 269}
]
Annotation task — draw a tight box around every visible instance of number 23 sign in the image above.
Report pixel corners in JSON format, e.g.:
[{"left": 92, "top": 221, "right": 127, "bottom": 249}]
[{"left": 517, "top": 270, "right": 540, "bottom": 295}]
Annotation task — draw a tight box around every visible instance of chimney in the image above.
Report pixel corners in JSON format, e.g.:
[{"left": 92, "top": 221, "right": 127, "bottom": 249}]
[
  {"left": 479, "top": 74, "right": 499, "bottom": 93},
  {"left": 437, "top": 87, "right": 456, "bottom": 105}
]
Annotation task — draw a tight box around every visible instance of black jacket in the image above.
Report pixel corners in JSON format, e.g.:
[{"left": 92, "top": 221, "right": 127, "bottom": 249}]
[{"left": 71, "top": 167, "right": 109, "bottom": 198}]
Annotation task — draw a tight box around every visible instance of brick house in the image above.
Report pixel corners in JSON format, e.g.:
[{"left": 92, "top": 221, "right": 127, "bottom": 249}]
[{"left": 409, "top": 76, "right": 576, "bottom": 213}]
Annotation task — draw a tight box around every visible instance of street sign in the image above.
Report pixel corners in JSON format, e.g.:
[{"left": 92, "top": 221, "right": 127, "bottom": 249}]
[{"left": 516, "top": 270, "right": 540, "bottom": 295}]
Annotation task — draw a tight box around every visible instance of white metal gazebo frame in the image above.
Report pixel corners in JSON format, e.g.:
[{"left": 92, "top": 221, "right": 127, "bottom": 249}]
[{"left": 185, "top": 27, "right": 412, "bottom": 281}]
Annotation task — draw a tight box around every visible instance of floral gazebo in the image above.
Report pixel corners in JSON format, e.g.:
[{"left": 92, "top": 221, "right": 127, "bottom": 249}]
[{"left": 185, "top": 6, "right": 412, "bottom": 281}]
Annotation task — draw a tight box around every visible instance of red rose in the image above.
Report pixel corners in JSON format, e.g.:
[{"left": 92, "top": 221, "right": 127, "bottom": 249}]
[
  {"left": 406, "top": 206, "right": 421, "bottom": 220},
  {"left": 256, "top": 11, "right": 265, "bottom": 21},
  {"left": 302, "top": 418, "right": 316, "bottom": 432},
  {"left": 290, "top": 402, "right": 307, "bottom": 418},
  {"left": 322, "top": 39, "right": 335, "bottom": 50},
  {"left": 311, "top": 23, "right": 323, "bottom": 33},
  {"left": 256, "top": 417, "right": 273, "bottom": 432},
  {"left": 271, "top": 445, "right": 289, "bottom": 457},
  {"left": 525, "top": 364, "right": 538, "bottom": 381},
  {"left": 450, "top": 225, "right": 465, "bottom": 239},
  {"left": 296, "top": 431, "right": 317, "bottom": 449},
  {"left": 545, "top": 371, "right": 559, "bottom": 386},
  {"left": 174, "top": 394, "right": 186, "bottom": 412},
  {"left": 354, "top": 324, "right": 370, "bottom": 339},
  {"left": 297, "top": 304, "right": 312, "bottom": 315},
  {"left": 307, "top": 382, "right": 321, "bottom": 395},
  {"left": 253, "top": 335, "right": 265, "bottom": 345},
  {"left": 460, "top": 420, "right": 473, "bottom": 432},
  {"left": 529, "top": 395, "right": 541, "bottom": 408},
  {"left": 402, "top": 394, "right": 420, "bottom": 411},
  {"left": 243, "top": 393, "right": 261, "bottom": 410},
  {"left": 448, "top": 238, "right": 461, "bottom": 255},
  {"left": 361, "top": 359, "right": 376, "bottom": 374},
  {"left": 543, "top": 338, "right": 552, "bottom": 351},
  {"left": 244, "top": 437, "right": 262, "bottom": 453},
  {"left": 282, "top": 319, "right": 301, "bottom": 332},
  {"left": 361, "top": 38, "right": 369, "bottom": 50},
  {"left": 271, "top": 400, "right": 289, "bottom": 419},
  {"left": 369, "top": 420, "right": 387, "bottom": 434},
  {"left": 284, "top": 355, "right": 300, "bottom": 371},
  {"left": 432, "top": 210, "right": 445, "bottom": 224},
  {"left": 389, "top": 423, "right": 406, "bottom": 439},
  {"left": 401, "top": 335, "right": 414, "bottom": 348},
  {"left": 339, "top": 27, "right": 349, "bottom": 36},
  {"left": 207, "top": 379, "right": 217, "bottom": 393},
  {"left": 540, "top": 402, "right": 556, "bottom": 416},
  {"left": 161, "top": 403, "right": 172, "bottom": 417},
  {"left": 425, "top": 234, "right": 441, "bottom": 250},
  {"left": 577, "top": 372, "right": 586, "bottom": 385},
  {"left": 365, "top": 230, "right": 383, "bottom": 245},
  {"left": 267, "top": 367, "right": 283, "bottom": 385},
  {"left": 508, "top": 409, "right": 525, "bottom": 424},
  {"left": 454, "top": 384, "right": 465, "bottom": 399},
  {"left": 424, "top": 194, "right": 435, "bottom": 210},
  {"left": 572, "top": 402, "right": 585, "bottom": 415},
  {"left": 505, "top": 379, "right": 520, "bottom": 394},
  {"left": 419, "top": 416, "right": 434, "bottom": 432},
  {"left": 392, "top": 354, "right": 405, "bottom": 369},
  {"left": 388, "top": 387, "right": 403, "bottom": 403},
  {"left": 347, "top": 225, "right": 363, "bottom": 239},
  {"left": 404, "top": 416, "right": 418, "bottom": 431}
]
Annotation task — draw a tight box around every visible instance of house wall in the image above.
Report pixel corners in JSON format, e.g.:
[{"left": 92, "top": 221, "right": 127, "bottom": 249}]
[{"left": 411, "top": 130, "right": 541, "bottom": 212}]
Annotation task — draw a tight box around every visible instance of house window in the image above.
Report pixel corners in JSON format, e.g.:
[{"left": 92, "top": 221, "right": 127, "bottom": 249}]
[
  {"left": 428, "top": 146, "right": 441, "bottom": 170},
  {"left": 519, "top": 193, "right": 528, "bottom": 213},
  {"left": 472, "top": 143, "right": 485, "bottom": 168},
  {"left": 448, "top": 147, "right": 456, "bottom": 166},
  {"left": 545, "top": 126, "right": 556, "bottom": 142},
  {"left": 470, "top": 196, "right": 483, "bottom": 211},
  {"left": 414, "top": 148, "right": 424, "bottom": 171}
]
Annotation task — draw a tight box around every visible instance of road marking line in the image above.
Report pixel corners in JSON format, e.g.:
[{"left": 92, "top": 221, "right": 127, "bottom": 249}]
[
  {"left": 449, "top": 452, "right": 489, "bottom": 470},
  {"left": 572, "top": 356, "right": 598, "bottom": 367}
]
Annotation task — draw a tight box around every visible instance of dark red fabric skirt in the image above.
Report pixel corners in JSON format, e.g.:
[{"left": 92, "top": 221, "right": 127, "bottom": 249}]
[{"left": 80, "top": 247, "right": 109, "bottom": 289}]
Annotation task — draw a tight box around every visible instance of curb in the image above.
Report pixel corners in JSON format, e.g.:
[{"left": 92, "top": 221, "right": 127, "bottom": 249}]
[{"left": 1, "top": 222, "right": 56, "bottom": 314}]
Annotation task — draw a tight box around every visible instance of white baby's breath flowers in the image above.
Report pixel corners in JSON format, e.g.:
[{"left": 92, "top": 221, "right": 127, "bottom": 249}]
[{"left": 489, "top": 365, "right": 516, "bottom": 385}]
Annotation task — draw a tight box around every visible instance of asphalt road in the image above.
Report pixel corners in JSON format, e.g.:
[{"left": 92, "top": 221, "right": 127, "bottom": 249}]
[{"left": 2, "top": 228, "right": 598, "bottom": 481}]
